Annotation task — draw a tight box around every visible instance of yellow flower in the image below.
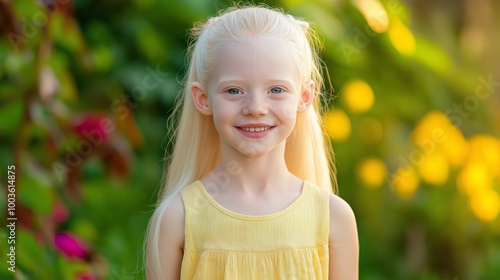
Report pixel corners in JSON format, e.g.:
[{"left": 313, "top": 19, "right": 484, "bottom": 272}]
[
  {"left": 440, "top": 128, "right": 468, "bottom": 167},
  {"left": 323, "top": 109, "right": 351, "bottom": 141},
  {"left": 342, "top": 79, "right": 374, "bottom": 113},
  {"left": 392, "top": 166, "right": 420, "bottom": 199},
  {"left": 498, "top": 138, "right": 500, "bottom": 177},
  {"left": 412, "top": 111, "right": 450, "bottom": 143},
  {"left": 412, "top": 110, "right": 467, "bottom": 167},
  {"left": 388, "top": 16, "right": 416, "bottom": 56},
  {"left": 469, "top": 189, "right": 500, "bottom": 222},
  {"left": 417, "top": 152, "right": 449, "bottom": 185},
  {"left": 458, "top": 161, "right": 492, "bottom": 196},
  {"left": 357, "top": 158, "right": 387, "bottom": 188},
  {"left": 467, "top": 135, "right": 500, "bottom": 175}
]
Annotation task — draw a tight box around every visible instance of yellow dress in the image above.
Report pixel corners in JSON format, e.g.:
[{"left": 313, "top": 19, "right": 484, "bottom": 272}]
[{"left": 179, "top": 180, "right": 330, "bottom": 279}]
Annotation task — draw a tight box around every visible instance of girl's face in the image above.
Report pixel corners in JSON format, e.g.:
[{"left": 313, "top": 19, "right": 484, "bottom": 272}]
[{"left": 193, "top": 38, "right": 313, "bottom": 158}]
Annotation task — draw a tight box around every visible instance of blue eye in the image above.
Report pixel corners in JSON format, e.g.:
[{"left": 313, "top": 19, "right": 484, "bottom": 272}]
[
  {"left": 227, "top": 88, "right": 241, "bottom": 94},
  {"left": 270, "top": 87, "right": 284, "bottom": 94}
]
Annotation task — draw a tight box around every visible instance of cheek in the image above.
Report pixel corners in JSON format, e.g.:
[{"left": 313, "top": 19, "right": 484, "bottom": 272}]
[
  {"left": 211, "top": 102, "right": 235, "bottom": 129},
  {"left": 275, "top": 100, "right": 299, "bottom": 123}
]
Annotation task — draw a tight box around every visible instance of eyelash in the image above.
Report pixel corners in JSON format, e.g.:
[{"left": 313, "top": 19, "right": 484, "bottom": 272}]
[
  {"left": 227, "top": 88, "right": 241, "bottom": 94},
  {"left": 269, "top": 87, "right": 284, "bottom": 94},
  {"left": 225, "top": 87, "right": 285, "bottom": 94}
]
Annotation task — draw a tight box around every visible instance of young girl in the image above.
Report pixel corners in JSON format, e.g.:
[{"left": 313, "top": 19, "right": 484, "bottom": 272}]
[{"left": 145, "top": 5, "right": 358, "bottom": 279}]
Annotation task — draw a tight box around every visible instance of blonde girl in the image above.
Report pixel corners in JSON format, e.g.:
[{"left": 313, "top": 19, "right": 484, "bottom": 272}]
[{"left": 145, "top": 5, "right": 358, "bottom": 280}]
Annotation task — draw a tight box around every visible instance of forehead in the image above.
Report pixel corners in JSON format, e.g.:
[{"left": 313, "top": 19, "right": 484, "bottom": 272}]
[{"left": 209, "top": 38, "right": 300, "bottom": 83}]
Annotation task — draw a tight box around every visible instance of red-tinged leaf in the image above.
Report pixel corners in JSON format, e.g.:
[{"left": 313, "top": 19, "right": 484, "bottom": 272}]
[
  {"left": 116, "top": 109, "right": 144, "bottom": 147},
  {"left": 100, "top": 138, "right": 132, "bottom": 180},
  {"left": 67, "top": 163, "right": 82, "bottom": 202},
  {"left": 17, "top": 203, "right": 35, "bottom": 230},
  {"left": 75, "top": 271, "right": 99, "bottom": 280}
]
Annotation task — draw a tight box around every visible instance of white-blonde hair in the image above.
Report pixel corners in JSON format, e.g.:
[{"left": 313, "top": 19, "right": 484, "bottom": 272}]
[{"left": 144, "top": 5, "right": 336, "bottom": 279}]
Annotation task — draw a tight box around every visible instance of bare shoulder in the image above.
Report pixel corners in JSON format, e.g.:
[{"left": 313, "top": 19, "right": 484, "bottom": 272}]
[
  {"left": 328, "top": 193, "right": 358, "bottom": 242},
  {"left": 162, "top": 193, "right": 185, "bottom": 219},
  {"left": 328, "top": 193, "right": 356, "bottom": 229},
  {"left": 328, "top": 193, "right": 359, "bottom": 279},
  {"left": 159, "top": 193, "right": 185, "bottom": 243},
  {"left": 149, "top": 193, "right": 185, "bottom": 279}
]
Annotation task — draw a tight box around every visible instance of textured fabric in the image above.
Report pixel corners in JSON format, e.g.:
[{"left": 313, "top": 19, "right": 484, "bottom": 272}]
[{"left": 179, "top": 180, "right": 330, "bottom": 280}]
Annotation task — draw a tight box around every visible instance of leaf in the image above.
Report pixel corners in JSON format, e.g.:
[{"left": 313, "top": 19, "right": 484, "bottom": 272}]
[
  {"left": 50, "top": 13, "right": 85, "bottom": 54},
  {"left": 135, "top": 23, "right": 168, "bottom": 63},
  {"left": 0, "top": 99, "right": 23, "bottom": 136},
  {"left": 412, "top": 36, "right": 452, "bottom": 76},
  {"left": 47, "top": 51, "right": 78, "bottom": 103},
  {"left": 18, "top": 163, "right": 55, "bottom": 215},
  {"left": 16, "top": 230, "right": 47, "bottom": 278}
]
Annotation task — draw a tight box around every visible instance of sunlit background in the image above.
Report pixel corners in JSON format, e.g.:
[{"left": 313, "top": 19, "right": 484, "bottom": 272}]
[{"left": 1, "top": 0, "right": 499, "bottom": 279}]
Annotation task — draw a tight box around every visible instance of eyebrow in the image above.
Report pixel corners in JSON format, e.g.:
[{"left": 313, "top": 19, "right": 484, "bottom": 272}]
[
  {"left": 216, "top": 78, "right": 296, "bottom": 86},
  {"left": 216, "top": 78, "right": 247, "bottom": 85},
  {"left": 266, "top": 79, "right": 295, "bottom": 86}
]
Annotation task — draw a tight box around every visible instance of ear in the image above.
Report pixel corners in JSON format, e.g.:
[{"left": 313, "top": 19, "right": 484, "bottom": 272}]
[
  {"left": 297, "top": 79, "right": 314, "bottom": 113},
  {"left": 191, "top": 82, "right": 212, "bottom": 115}
]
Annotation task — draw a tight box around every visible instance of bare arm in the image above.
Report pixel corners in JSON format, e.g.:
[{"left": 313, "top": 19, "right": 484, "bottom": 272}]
[
  {"left": 146, "top": 194, "right": 185, "bottom": 280},
  {"left": 328, "top": 193, "right": 359, "bottom": 280}
]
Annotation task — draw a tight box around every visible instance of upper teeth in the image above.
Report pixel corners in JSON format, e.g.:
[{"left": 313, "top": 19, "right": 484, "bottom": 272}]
[{"left": 240, "top": 127, "right": 271, "bottom": 132}]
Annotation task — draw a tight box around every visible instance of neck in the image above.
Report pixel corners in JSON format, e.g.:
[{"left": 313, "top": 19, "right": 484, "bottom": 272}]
[{"left": 211, "top": 142, "right": 294, "bottom": 194}]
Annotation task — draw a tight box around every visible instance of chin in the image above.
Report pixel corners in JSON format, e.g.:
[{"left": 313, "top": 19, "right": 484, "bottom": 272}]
[
  {"left": 239, "top": 143, "right": 284, "bottom": 159},
  {"left": 238, "top": 149, "right": 269, "bottom": 158}
]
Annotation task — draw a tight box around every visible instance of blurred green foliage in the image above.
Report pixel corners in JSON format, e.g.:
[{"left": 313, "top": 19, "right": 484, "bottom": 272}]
[{"left": 1, "top": 0, "right": 499, "bottom": 279}]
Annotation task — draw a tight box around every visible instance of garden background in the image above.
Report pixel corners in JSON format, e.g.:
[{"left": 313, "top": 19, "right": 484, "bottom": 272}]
[{"left": 1, "top": 0, "right": 499, "bottom": 279}]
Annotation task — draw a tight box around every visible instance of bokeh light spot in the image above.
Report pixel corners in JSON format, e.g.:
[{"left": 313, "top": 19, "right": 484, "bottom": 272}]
[
  {"left": 323, "top": 109, "right": 351, "bottom": 141},
  {"left": 392, "top": 166, "right": 420, "bottom": 199},
  {"left": 357, "top": 157, "right": 387, "bottom": 188},
  {"left": 342, "top": 79, "right": 375, "bottom": 113}
]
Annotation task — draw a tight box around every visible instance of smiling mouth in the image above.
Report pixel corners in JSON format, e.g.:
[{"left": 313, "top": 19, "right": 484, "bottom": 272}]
[{"left": 236, "top": 126, "right": 275, "bottom": 132}]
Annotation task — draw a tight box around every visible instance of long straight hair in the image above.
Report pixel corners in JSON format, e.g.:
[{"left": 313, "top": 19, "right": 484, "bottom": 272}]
[{"left": 145, "top": 5, "right": 336, "bottom": 279}]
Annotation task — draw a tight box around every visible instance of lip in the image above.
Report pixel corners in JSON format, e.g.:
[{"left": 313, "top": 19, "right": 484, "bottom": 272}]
[
  {"left": 235, "top": 124, "right": 275, "bottom": 138},
  {"left": 237, "top": 123, "right": 273, "bottom": 128}
]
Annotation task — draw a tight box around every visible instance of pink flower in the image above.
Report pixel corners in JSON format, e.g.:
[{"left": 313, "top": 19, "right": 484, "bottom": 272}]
[
  {"left": 54, "top": 232, "right": 89, "bottom": 259},
  {"left": 52, "top": 202, "right": 69, "bottom": 224},
  {"left": 72, "top": 114, "right": 110, "bottom": 143}
]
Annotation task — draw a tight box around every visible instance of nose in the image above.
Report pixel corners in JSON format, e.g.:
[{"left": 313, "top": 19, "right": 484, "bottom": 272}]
[{"left": 241, "top": 94, "right": 268, "bottom": 117}]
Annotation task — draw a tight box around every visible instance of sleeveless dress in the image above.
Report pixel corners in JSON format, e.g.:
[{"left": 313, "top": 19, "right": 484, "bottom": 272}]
[{"left": 179, "top": 180, "right": 330, "bottom": 279}]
